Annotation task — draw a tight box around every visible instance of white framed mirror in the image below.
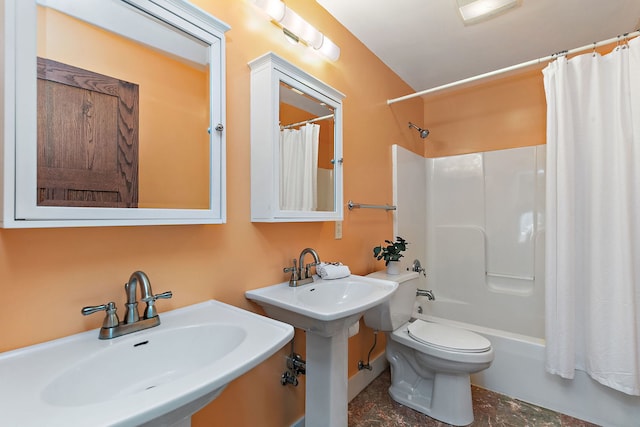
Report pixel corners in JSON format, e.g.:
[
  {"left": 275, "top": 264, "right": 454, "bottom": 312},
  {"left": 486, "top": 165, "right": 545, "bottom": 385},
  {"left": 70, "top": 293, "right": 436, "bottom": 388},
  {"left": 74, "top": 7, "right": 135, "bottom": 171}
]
[
  {"left": 0, "top": 0, "right": 229, "bottom": 227},
  {"left": 249, "top": 52, "right": 345, "bottom": 222}
]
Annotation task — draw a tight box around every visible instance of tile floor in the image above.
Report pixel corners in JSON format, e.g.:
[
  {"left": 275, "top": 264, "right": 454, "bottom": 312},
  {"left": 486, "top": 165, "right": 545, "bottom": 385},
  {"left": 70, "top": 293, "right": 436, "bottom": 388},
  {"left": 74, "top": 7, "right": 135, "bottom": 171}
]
[{"left": 348, "top": 369, "right": 600, "bottom": 426}]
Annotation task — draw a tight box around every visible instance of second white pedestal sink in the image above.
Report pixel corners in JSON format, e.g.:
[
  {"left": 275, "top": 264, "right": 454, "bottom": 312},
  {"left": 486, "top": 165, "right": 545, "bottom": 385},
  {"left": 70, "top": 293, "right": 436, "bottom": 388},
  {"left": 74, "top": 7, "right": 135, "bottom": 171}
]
[
  {"left": 245, "top": 275, "right": 398, "bottom": 427},
  {"left": 0, "top": 300, "right": 293, "bottom": 427}
]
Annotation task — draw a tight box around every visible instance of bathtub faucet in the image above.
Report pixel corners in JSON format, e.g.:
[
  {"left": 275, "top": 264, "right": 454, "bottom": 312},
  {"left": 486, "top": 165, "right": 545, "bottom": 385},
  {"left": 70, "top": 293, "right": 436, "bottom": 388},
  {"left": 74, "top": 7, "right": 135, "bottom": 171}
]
[{"left": 416, "top": 289, "right": 435, "bottom": 300}]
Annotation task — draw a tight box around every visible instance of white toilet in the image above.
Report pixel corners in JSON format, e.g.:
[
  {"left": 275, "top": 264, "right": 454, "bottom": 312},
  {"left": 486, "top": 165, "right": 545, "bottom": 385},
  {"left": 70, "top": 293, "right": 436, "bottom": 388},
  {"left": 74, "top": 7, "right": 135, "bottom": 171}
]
[{"left": 364, "top": 270, "right": 494, "bottom": 426}]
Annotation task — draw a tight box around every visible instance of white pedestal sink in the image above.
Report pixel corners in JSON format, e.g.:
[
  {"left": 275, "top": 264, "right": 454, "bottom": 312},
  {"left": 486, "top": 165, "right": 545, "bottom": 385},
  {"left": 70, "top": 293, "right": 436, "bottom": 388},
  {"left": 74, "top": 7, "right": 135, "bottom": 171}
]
[
  {"left": 245, "top": 275, "right": 398, "bottom": 427},
  {"left": 0, "top": 300, "right": 293, "bottom": 427}
]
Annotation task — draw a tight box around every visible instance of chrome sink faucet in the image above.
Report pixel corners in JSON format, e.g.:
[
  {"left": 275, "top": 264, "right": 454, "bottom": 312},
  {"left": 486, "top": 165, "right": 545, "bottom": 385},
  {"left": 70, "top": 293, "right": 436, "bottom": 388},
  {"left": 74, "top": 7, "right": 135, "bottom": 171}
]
[
  {"left": 299, "top": 248, "right": 320, "bottom": 281},
  {"left": 125, "top": 270, "right": 167, "bottom": 322},
  {"left": 284, "top": 248, "right": 321, "bottom": 287},
  {"left": 82, "top": 271, "right": 172, "bottom": 339}
]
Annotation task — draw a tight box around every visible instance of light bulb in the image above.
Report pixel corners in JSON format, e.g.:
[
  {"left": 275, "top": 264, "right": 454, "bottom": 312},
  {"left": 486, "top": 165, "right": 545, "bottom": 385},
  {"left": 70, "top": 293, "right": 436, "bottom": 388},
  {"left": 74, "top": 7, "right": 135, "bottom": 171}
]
[
  {"left": 252, "top": 0, "right": 286, "bottom": 22},
  {"left": 317, "top": 35, "right": 340, "bottom": 61}
]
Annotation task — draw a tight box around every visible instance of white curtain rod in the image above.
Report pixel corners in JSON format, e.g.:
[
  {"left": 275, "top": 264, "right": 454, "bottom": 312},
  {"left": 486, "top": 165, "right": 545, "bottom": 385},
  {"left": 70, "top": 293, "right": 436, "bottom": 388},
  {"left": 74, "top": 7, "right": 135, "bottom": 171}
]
[
  {"left": 281, "top": 114, "right": 334, "bottom": 129},
  {"left": 387, "top": 30, "right": 640, "bottom": 105}
]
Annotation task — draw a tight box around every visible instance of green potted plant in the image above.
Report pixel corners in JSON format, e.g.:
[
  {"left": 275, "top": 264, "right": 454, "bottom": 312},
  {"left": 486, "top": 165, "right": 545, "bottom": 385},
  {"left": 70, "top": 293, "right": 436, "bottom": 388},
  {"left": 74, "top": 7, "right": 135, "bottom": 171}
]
[{"left": 373, "top": 236, "right": 408, "bottom": 274}]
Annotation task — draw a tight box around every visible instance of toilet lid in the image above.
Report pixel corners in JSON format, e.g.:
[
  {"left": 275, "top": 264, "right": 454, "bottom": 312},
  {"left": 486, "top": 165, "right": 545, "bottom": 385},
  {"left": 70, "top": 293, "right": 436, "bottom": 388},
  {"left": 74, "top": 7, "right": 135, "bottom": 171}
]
[{"left": 407, "top": 320, "right": 491, "bottom": 353}]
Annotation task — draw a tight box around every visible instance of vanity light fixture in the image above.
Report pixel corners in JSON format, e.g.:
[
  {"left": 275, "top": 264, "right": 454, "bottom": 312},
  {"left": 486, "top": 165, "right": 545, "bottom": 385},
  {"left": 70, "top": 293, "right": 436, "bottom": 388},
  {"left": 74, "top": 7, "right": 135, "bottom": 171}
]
[
  {"left": 251, "top": 0, "right": 340, "bottom": 61},
  {"left": 456, "top": 0, "right": 521, "bottom": 24}
]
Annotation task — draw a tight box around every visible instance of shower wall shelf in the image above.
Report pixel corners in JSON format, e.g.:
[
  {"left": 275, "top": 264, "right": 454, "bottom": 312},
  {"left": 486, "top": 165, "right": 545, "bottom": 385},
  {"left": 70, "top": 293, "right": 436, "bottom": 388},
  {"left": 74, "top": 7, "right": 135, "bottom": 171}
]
[{"left": 347, "top": 200, "right": 397, "bottom": 211}]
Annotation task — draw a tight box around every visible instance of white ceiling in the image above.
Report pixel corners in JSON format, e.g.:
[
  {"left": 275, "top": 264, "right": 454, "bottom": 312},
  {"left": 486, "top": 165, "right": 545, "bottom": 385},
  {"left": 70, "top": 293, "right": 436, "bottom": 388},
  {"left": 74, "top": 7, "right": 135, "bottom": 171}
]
[{"left": 316, "top": 0, "right": 640, "bottom": 92}]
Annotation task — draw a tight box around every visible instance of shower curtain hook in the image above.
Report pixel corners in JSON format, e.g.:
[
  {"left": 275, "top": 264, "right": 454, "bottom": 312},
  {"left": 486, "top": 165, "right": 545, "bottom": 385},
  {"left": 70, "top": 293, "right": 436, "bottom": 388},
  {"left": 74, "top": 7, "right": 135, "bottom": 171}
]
[{"left": 592, "top": 42, "right": 597, "bottom": 57}]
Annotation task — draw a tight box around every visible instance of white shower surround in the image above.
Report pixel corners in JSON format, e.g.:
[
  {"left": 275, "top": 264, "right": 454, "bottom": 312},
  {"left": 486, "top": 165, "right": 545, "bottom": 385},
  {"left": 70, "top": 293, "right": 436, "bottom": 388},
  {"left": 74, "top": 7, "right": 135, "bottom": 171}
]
[
  {"left": 391, "top": 144, "right": 640, "bottom": 426},
  {"left": 392, "top": 144, "right": 545, "bottom": 337}
]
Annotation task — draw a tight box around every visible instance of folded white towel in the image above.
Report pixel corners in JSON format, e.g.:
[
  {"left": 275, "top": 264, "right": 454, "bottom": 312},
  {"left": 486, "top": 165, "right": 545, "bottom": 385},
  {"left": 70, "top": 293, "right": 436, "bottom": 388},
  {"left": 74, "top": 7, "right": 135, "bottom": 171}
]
[{"left": 316, "top": 262, "right": 351, "bottom": 280}]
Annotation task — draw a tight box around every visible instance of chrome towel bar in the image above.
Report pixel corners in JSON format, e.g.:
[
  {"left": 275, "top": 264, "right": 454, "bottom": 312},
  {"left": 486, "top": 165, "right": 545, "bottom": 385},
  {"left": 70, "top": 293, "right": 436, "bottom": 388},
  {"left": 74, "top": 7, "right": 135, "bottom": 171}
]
[{"left": 347, "top": 200, "right": 396, "bottom": 211}]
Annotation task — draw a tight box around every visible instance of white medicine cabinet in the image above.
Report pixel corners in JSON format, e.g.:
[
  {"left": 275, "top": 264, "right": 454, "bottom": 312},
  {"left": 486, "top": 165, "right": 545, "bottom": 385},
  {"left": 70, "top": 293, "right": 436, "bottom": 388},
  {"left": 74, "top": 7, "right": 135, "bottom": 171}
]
[
  {"left": 0, "top": 0, "right": 229, "bottom": 227},
  {"left": 249, "top": 52, "right": 345, "bottom": 222}
]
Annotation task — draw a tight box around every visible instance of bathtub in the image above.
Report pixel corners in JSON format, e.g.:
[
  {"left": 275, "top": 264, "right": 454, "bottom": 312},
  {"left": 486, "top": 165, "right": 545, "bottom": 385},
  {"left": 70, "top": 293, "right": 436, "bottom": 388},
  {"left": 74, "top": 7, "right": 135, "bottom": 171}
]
[
  {"left": 417, "top": 292, "right": 545, "bottom": 339},
  {"left": 392, "top": 145, "right": 640, "bottom": 426},
  {"left": 413, "top": 305, "right": 640, "bottom": 427}
]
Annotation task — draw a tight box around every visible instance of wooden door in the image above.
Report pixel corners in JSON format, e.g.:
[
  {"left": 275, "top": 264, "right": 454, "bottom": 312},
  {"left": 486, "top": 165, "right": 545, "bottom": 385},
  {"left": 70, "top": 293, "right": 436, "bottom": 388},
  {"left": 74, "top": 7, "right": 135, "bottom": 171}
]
[{"left": 37, "top": 57, "right": 139, "bottom": 208}]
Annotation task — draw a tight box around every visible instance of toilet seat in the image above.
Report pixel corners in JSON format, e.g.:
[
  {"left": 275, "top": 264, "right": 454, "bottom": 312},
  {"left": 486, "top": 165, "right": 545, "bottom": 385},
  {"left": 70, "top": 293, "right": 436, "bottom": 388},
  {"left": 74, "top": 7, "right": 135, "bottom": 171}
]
[{"left": 407, "top": 319, "right": 491, "bottom": 353}]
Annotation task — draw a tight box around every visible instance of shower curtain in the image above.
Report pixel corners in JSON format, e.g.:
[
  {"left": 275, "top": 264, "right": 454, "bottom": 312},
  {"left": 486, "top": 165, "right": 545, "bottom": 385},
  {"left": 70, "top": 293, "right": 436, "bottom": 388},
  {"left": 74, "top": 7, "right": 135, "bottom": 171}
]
[
  {"left": 544, "top": 36, "right": 640, "bottom": 395},
  {"left": 279, "top": 124, "right": 319, "bottom": 210}
]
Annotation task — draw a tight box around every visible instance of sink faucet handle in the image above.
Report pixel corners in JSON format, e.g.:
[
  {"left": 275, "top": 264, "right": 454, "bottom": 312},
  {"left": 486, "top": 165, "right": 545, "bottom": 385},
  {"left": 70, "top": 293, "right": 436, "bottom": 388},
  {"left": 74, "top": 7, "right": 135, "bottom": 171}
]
[
  {"left": 142, "top": 291, "right": 172, "bottom": 303},
  {"left": 284, "top": 259, "right": 300, "bottom": 286},
  {"left": 81, "top": 301, "right": 120, "bottom": 329},
  {"left": 304, "top": 262, "right": 320, "bottom": 278},
  {"left": 81, "top": 302, "right": 112, "bottom": 316},
  {"left": 283, "top": 259, "right": 299, "bottom": 278},
  {"left": 151, "top": 291, "right": 173, "bottom": 301},
  {"left": 141, "top": 290, "right": 173, "bottom": 319}
]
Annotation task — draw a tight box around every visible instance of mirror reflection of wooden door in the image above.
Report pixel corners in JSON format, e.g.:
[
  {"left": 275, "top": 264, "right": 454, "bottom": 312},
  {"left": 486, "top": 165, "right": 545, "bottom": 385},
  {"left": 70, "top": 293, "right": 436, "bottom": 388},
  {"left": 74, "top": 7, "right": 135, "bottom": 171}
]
[{"left": 37, "top": 57, "right": 139, "bottom": 207}]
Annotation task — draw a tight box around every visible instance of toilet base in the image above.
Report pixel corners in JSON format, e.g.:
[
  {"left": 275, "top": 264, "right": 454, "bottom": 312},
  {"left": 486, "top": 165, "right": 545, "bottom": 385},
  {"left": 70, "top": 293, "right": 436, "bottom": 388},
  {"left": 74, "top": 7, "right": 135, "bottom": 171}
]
[
  {"left": 386, "top": 336, "right": 478, "bottom": 426},
  {"left": 388, "top": 369, "right": 474, "bottom": 426}
]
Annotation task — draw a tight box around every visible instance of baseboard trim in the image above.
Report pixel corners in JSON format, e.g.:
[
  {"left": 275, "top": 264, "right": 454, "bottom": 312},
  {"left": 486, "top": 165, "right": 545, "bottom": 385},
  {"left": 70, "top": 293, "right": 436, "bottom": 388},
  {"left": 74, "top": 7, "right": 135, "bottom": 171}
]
[{"left": 290, "top": 352, "right": 388, "bottom": 427}]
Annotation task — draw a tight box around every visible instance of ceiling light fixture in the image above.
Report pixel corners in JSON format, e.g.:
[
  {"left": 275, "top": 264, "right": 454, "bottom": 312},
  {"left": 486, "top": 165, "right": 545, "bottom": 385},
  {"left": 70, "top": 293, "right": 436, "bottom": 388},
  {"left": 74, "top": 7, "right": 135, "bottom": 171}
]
[
  {"left": 456, "top": 0, "right": 521, "bottom": 24},
  {"left": 282, "top": 27, "right": 300, "bottom": 45},
  {"left": 251, "top": 0, "right": 340, "bottom": 61}
]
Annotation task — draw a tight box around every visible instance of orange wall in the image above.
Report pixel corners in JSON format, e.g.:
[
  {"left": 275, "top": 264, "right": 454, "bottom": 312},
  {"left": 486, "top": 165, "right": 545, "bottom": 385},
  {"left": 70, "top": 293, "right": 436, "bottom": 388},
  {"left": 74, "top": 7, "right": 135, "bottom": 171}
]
[
  {"left": 416, "top": 41, "right": 623, "bottom": 159},
  {"left": 416, "top": 44, "right": 632, "bottom": 157},
  {"left": 420, "top": 67, "right": 548, "bottom": 158},
  {"left": 1, "top": 1, "right": 422, "bottom": 426}
]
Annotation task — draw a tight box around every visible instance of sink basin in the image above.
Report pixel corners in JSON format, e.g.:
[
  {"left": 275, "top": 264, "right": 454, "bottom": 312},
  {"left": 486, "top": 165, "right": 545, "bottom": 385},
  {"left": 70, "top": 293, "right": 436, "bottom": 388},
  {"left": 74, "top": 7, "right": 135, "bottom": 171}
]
[
  {"left": 246, "top": 274, "right": 398, "bottom": 427},
  {"left": 41, "top": 324, "right": 246, "bottom": 407},
  {"left": 245, "top": 274, "right": 398, "bottom": 337},
  {"left": 245, "top": 275, "right": 398, "bottom": 337},
  {"left": 0, "top": 300, "right": 293, "bottom": 427}
]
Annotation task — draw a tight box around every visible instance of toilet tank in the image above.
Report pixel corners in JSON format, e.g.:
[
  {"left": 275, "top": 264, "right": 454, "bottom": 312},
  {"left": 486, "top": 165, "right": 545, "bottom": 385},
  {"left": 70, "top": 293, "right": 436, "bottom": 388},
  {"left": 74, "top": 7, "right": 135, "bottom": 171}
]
[{"left": 363, "top": 270, "right": 419, "bottom": 331}]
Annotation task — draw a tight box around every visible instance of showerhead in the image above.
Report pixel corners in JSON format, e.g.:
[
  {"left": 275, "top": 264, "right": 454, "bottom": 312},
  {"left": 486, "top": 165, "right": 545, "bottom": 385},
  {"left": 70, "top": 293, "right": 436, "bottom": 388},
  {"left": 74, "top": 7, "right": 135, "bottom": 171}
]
[{"left": 408, "top": 122, "right": 430, "bottom": 139}]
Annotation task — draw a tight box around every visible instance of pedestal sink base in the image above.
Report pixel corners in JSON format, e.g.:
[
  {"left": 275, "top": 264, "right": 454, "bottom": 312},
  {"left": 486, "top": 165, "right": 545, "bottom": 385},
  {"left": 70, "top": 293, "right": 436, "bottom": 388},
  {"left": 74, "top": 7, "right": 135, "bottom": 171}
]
[
  {"left": 138, "top": 386, "right": 226, "bottom": 427},
  {"left": 306, "top": 328, "right": 349, "bottom": 427},
  {"left": 245, "top": 276, "right": 399, "bottom": 427}
]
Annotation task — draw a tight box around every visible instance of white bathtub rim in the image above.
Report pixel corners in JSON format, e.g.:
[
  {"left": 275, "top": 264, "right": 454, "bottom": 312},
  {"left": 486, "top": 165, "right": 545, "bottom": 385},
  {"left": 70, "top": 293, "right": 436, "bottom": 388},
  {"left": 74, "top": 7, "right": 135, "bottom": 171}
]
[
  {"left": 416, "top": 313, "right": 545, "bottom": 347},
  {"left": 415, "top": 313, "right": 640, "bottom": 427}
]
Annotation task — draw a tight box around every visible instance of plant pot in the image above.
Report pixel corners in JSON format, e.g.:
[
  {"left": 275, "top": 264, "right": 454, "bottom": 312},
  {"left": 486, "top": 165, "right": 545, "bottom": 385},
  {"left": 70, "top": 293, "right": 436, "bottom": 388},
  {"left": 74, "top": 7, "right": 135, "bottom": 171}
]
[{"left": 386, "top": 261, "right": 401, "bottom": 275}]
